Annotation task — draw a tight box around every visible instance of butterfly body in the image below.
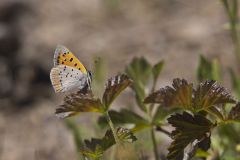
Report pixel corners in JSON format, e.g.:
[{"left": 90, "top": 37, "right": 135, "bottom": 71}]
[{"left": 50, "top": 45, "right": 92, "bottom": 93}]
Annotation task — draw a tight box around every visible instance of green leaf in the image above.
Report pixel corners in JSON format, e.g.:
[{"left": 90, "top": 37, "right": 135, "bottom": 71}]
[
  {"left": 212, "top": 59, "right": 221, "bottom": 82},
  {"left": 167, "top": 112, "right": 214, "bottom": 160},
  {"left": 193, "top": 80, "right": 236, "bottom": 110},
  {"left": 197, "top": 55, "right": 221, "bottom": 82},
  {"left": 144, "top": 78, "right": 193, "bottom": 110},
  {"left": 98, "top": 109, "right": 150, "bottom": 132},
  {"left": 152, "top": 106, "right": 176, "bottom": 125},
  {"left": 197, "top": 55, "right": 212, "bottom": 82},
  {"left": 144, "top": 79, "right": 236, "bottom": 112},
  {"left": 205, "top": 106, "right": 224, "bottom": 121},
  {"left": 125, "top": 57, "right": 152, "bottom": 86},
  {"left": 229, "top": 68, "right": 240, "bottom": 98},
  {"left": 102, "top": 74, "right": 132, "bottom": 110},
  {"left": 92, "top": 57, "right": 107, "bottom": 97},
  {"left": 80, "top": 127, "right": 137, "bottom": 159},
  {"left": 55, "top": 91, "right": 103, "bottom": 118},
  {"left": 116, "top": 127, "right": 137, "bottom": 143},
  {"left": 133, "top": 83, "right": 147, "bottom": 112},
  {"left": 228, "top": 103, "right": 240, "bottom": 121},
  {"left": 152, "top": 60, "right": 164, "bottom": 83},
  {"left": 195, "top": 149, "right": 210, "bottom": 158},
  {"left": 125, "top": 57, "right": 152, "bottom": 112}
]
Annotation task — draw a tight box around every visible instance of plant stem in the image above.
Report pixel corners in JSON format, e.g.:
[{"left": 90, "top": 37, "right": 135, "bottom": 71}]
[
  {"left": 221, "top": 0, "right": 240, "bottom": 70},
  {"left": 148, "top": 78, "right": 160, "bottom": 160},
  {"left": 105, "top": 111, "right": 120, "bottom": 144},
  {"left": 151, "top": 127, "right": 159, "bottom": 160},
  {"left": 156, "top": 126, "right": 171, "bottom": 137}
]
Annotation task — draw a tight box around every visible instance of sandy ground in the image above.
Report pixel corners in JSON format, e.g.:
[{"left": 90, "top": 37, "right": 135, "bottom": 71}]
[{"left": 0, "top": 0, "right": 238, "bottom": 159}]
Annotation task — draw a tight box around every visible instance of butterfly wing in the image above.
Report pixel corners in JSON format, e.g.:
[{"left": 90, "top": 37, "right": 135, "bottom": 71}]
[
  {"left": 50, "top": 65, "right": 88, "bottom": 93},
  {"left": 54, "top": 45, "right": 88, "bottom": 74}
]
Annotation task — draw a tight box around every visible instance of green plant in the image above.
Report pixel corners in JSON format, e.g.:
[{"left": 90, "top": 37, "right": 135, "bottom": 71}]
[
  {"left": 197, "top": 55, "right": 221, "bottom": 82},
  {"left": 144, "top": 78, "right": 240, "bottom": 160},
  {"left": 221, "top": 0, "right": 240, "bottom": 69},
  {"left": 53, "top": 54, "right": 240, "bottom": 160},
  {"left": 97, "top": 57, "right": 173, "bottom": 160},
  {"left": 55, "top": 74, "right": 137, "bottom": 160},
  {"left": 196, "top": 54, "right": 240, "bottom": 160}
]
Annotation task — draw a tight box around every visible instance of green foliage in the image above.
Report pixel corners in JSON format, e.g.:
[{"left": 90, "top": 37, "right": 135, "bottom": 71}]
[
  {"left": 126, "top": 57, "right": 152, "bottom": 87},
  {"left": 53, "top": 54, "right": 240, "bottom": 160},
  {"left": 197, "top": 55, "right": 221, "bottom": 82},
  {"left": 152, "top": 106, "right": 176, "bottom": 126},
  {"left": 229, "top": 68, "right": 240, "bottom": 98},
  {"left": 55, "top": 74, "right": 136, "bottom": 159},
  {"left": 55, "top": 74, "right": 132, "bottom": 118},
  {"left": 50, "top": 1, "right": 240, "bottom": 159},
  {"left": 125, "top": 57, "right": 168, "bottom": 160},
  {"left": 152, "top": 61, "right": 164, "bottom": 88},
  {"left": 144, "top": 76, "right": 240, "bottom": 159},
  {"left": 102, "top": 74, "right": 132, "bottom": 110},
  {"left": 167, "top": 112, "right": 214, "bottom": 160},
  {"left": 98, "top": 109, "right": 150, "bottom": 132},
  {"left": 55, "top": 91, "right": 104, "bottom": 118},
  {"left": 80, "top": 127, "right": 137, "bottom": 159},
  {"left": 92, "top": 57, "right": 107, "bottom": 97},
  {"left": 125, "top": 57, "right": 153, "bottom": 112},
  {"left": 221, "top": 0, "right": 240, "bottom": 65},
  {"left": 197, "top": 52, "right": 240, "bottom": 159},
  {"left": 193, "top": 80, "right": 235, "bottom": 110},
  {"left": 145, "top": 78, "right": 236, "bottom": 112},
  {"left": 144, "top": 79, "right": 193, "bottom": 110}
]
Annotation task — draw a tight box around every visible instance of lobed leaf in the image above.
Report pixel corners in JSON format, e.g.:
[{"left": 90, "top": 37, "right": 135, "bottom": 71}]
[
  {"left": 102, "top": 74, "right": 132, "bottom": 110},
  {"left": 116, "top": 127, "right": 137, "bottom": 143},
  {"left": 205, "top": 106, "right": 224, "bottom": 121},
  {"left": 167, "top": 112, "right": 214, "bottom": 160},
  {"left": 55, "top": 91, "right": 103, "bottom": 118},
  {"left": 144, "top": 78, "right": 193, "bottom": 110},
  {"left": 144, "top": 78, "right": 236, "bottom": 112},
  {"left": 193, "top": 80, "right": 236, "bottom": 110},
  {"left": 80, "top": 127, "right": 137, "bottom": 159}
]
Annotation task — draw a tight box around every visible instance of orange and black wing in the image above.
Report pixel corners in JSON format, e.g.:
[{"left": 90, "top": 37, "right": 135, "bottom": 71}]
[{"left": 54, "top": 45, "right": 87, "bottom": 74}]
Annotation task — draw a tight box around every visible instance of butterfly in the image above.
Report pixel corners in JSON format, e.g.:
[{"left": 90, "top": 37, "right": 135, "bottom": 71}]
[{"left": 50, "top": 45, "right": 92, "bottom": 93}]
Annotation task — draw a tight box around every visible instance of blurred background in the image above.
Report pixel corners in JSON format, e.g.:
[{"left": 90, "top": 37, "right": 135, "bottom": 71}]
[{"left": 0, "top": 0, "right": 238, "bottom": 159}]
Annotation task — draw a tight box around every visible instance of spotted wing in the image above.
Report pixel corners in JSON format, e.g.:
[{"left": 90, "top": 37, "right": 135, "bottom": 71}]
[
  {"left": 50, "top": 65, "right": 88, "bottom": 93},
  {"left": 54, "top": 45, "right": 88, "bottom": 74}
]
